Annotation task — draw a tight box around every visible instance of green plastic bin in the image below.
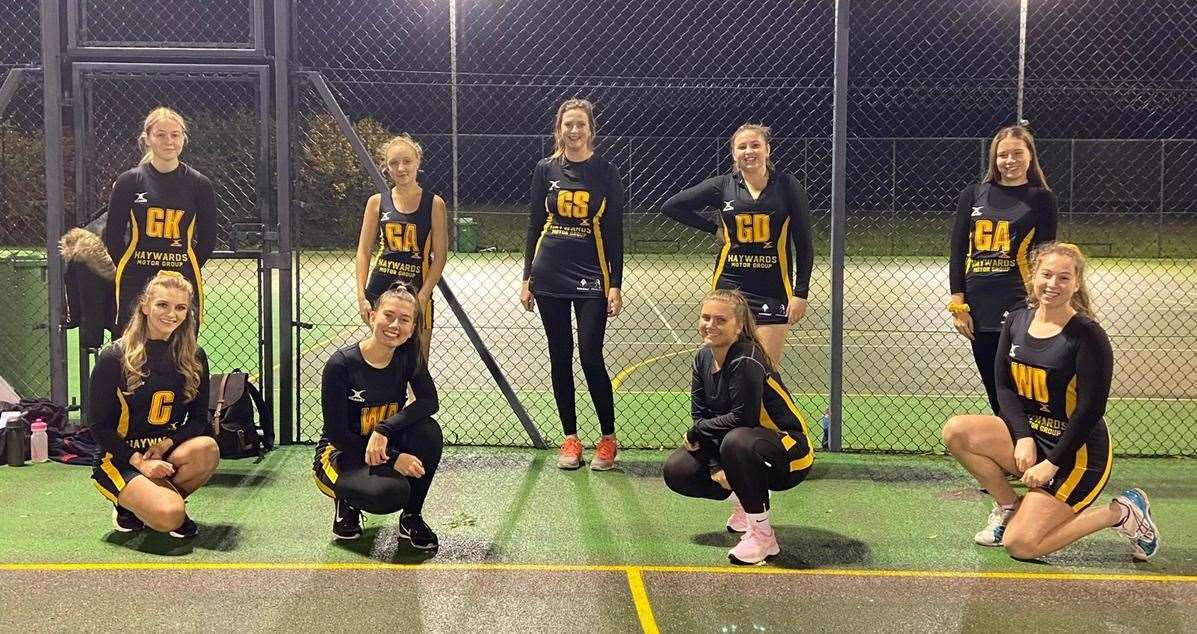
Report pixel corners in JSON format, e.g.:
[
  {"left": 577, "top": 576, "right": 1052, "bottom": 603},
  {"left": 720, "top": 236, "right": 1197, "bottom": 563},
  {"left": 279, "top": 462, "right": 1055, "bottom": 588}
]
[
  {"left": 456, "top": 216, "right": 478, "bottom": 253},
  {"left": 0, "top": 253, "right": 50, "bottom": 397}
]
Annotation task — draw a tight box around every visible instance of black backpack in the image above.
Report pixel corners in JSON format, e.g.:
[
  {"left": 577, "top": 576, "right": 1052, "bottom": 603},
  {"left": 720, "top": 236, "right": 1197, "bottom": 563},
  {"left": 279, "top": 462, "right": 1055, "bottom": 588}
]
[{"left": 208, "top": 370, "right": 273, "bottom": 461}]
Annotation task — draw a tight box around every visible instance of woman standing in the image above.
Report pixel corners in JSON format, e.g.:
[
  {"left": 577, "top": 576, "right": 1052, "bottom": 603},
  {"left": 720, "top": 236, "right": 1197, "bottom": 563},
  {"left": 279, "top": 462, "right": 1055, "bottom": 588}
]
[
  {"left": 104, "top": 107, "right": 217, "bottom": 334},
  {"left": 949, "top": 123, "right": 1057, "bottom": 414},
  {"left": 521, "top": 98, "right": 625, "bottom": 471},
  {"left": 355, "top": 134, "right": 448, "bottom": 352},
  {"left": 662, "top": 124, "right": 814, "bottom": 367}
]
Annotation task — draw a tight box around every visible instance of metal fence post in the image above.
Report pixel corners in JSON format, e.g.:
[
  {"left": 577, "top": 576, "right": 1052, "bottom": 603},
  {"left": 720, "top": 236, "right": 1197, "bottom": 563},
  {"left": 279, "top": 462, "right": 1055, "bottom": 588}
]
[{"left": 41, "top": 0, "right": 68, "bottom": 403}]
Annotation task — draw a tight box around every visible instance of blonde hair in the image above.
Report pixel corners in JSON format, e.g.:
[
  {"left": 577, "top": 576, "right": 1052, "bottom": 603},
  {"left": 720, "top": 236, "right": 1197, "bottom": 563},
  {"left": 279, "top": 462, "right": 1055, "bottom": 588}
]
[
  {"left": 549, "top": 99, "right": 596, "bottom": 160},
  {"left": 700, "top": 289, "right": 774, "bottom": 371},
  {"left": 378, "top": 134, "right": 424, "bottom": 175},
  {"left": 371, "top": 283, "right": 428, "bottom": 370},
  {"left": 1025, "top": 242, "right": 1095, "bottom": 318},
  {"left": 137, "top": 107, "right": 188, "bottom": 165},
  {"left": 118, "top": 272, "right": 203, "bottom": 401},
  {"left": 730, "top": 123, "right": 776, "bottom": 175},
  {"left": 983, "top": 123, "right": 1050, "bottom": 190}
]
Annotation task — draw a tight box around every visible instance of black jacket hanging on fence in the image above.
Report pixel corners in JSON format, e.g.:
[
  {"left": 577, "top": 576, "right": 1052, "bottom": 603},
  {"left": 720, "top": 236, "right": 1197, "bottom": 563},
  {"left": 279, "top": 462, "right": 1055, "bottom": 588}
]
[{"left": 59, "top": 225, "right": 117, "bottom": 347}]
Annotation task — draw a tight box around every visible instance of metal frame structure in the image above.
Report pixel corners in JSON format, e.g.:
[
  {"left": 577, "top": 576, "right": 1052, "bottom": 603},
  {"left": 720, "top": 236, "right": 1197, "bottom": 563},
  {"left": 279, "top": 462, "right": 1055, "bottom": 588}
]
[
  {"left": 39, "top": 0, "right": 279, "bottom": 430},
  {"left": 66, "top": 0, "right": 266, "bottom": 61}
]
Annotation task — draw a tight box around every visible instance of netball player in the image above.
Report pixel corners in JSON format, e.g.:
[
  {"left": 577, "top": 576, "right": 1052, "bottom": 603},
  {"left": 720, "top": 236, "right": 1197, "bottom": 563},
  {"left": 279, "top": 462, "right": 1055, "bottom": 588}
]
[
  {"left": 89, "top": 273, "right": 218, "bottom": 538},
  {"left": 663, "top": 289, "right": 815, "bottom": 565},
  {"left": 314, "top": 285, "right": 443, "bottom": 549},
  {"left": 942, "top": 243, "right": 1159, "bottom": 561},
  {"left": 355, "top": 134, "right": 449, "bottom": 350},
  {"left": 949, "top": 123, "right": 1057, "bottom": 414},
  {"left": 661, "top": 124, "right": 814, "bottom": 366},
  {"left": 104, "top": 107, "right": 217, "bottom": 334},
  {"left": 521, "top": 99, "right": 625, "bottom": 471}
]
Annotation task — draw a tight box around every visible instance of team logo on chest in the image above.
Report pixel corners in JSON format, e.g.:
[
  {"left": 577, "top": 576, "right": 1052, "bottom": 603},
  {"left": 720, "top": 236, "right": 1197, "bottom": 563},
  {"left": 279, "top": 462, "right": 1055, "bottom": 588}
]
[
  {"left": 971, "top": 206, "right": 983, "bottom": 217},
  {"left": 723, "top": 200, "right": 735, "bottom": 212},
  {"left": 548, "top": 180, "right": 560, "bottom": 191},
  {"left": 134, "top": 192, "right": 149, "bottom": 204},
  {"left": 349, "top": 389, "right": 366, "bottom": 402}
]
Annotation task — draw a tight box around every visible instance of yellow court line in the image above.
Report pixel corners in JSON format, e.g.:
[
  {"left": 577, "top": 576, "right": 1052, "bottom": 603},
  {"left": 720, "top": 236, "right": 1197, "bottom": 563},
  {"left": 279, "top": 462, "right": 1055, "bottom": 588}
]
[
  {"left": 1, "top": 562, "right": 1194, "bottom": 584},
  {"left": 611, "top": 347, "right": 700, "bottom": 392},
  {"left": 626, "top": 567, "right": 661, "bottom": 634},
  {"left": 249, "top": 329, "right": 358, "bottom": 385}
]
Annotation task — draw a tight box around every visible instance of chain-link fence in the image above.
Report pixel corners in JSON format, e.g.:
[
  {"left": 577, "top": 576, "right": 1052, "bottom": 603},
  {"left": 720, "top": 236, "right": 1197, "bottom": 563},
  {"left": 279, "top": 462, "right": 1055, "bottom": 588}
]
[
  {"left": 70, "top": 0, "right": 259, "bottom": 49},
  {"left": 290, "top": 0, "right": 834, "bottom": 447},
  {"left": 840, "top": 0, "right": 1197, "bottom": 455},
  {"left": 0, "top": 1, "right": 48, "bottom": 398},
  {"left": 72, "top": 66, "right": 269, "bottom": 379},
  {"left": 288, "top": 0, "right": 1194, "bottom": 455},
  {"left": 6, "top": 1, "right": 1195, "bottom": 454}
]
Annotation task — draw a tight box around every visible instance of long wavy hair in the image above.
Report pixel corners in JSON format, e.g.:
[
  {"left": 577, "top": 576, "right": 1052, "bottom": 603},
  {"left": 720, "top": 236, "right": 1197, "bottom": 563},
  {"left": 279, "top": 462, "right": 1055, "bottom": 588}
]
[
  {"left": 701, "top": 288, "right": 774, "bottom": 372},
  {"left": 137, "top": 106, "right": 188, "bottom": 166},
  {"left": 548, "top": 98, "right": 596, "bottom": 161},
  {"left": 371, "top": 283, "right": 427, "bottom": 370},
  {"left": 983, "top": 122, "right": 1050, "bottom": 190},
  {"left": 118, "top": 272, "right": 203, "bottom": 401},
  {"left": 1024, "top": 242, "right": 1095, "bottom": 318}
]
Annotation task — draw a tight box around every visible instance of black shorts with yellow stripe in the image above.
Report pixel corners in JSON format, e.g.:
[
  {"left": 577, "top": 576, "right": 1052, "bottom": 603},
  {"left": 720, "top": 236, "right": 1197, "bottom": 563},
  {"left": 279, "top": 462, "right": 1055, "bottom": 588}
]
[
  {"left": 312, "top": 439, "right": 344, "bottom": 499},
  {"left": 91, "top": 452, "right": 142, "bottom": 504},
  {"left": 1036, "top": 430, "right": 1113, "bottom": 513}
]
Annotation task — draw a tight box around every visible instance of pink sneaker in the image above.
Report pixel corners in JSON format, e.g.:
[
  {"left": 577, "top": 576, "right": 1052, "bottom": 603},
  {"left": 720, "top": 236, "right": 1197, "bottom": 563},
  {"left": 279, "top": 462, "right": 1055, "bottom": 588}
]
[
  {"left": 728, "top": 525, "right": 780, "bottom": 565},
  {"left": 726, "top": 499, "right": 748, "bottom": 533}
]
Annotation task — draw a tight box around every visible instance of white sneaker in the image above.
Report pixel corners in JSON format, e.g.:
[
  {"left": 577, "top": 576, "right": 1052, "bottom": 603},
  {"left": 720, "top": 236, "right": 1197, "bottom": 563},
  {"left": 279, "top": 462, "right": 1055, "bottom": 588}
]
[
  {"left": 1113, "top": 488, "right": 1160, "bottom": 561},
  {"left": 974, "top": 503, "right": 1015, "bottom": 546}
]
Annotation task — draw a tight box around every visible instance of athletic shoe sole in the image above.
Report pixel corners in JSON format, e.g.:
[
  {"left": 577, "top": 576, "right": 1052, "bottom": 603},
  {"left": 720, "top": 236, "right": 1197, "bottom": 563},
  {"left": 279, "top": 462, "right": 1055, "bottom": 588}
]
[
  {"left": 728, "top": 552, "right": 777, "bottom": 566},
  {"left": 332, "top": 530, "right": 362, "bottom": 540},
  {"left": 557, "top": 459, "right": 583, "bottom": 470},
  {"left": 589, "top": 460, "right": 617, "bottom": 471}
]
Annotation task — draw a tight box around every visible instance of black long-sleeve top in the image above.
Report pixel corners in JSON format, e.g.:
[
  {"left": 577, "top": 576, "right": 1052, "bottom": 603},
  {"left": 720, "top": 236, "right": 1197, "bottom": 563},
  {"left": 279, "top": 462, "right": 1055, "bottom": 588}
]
[
  {"left": 949, "top": 182, "right": 1056, "bottom": 331},
  {"left": 662, "top": 171, "right": 814, "bottom": 300},
  {"left": 686, "top": 339, "right": 813, "bottom": 467},
  {"left": 523, "top": 155, "right": 625, "bottom": 297},
  {"left": 88, "top": 341, "right": 210, "bottom": 464},
  {"left": 995, "top": 308, "right": 1113, "bottom": 465},
  {"left": 104, "top": 162, "right": 217, "bottom": 283},
  {"left": 320, "top": 341, "right": 438, "bottom": 465}
]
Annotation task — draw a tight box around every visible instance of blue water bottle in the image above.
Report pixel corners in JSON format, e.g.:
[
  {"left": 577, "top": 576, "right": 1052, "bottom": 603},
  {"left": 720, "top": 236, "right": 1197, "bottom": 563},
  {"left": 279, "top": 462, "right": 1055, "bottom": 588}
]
[{"left": 820, "top": 409, "right": 831, "bottom": 449}]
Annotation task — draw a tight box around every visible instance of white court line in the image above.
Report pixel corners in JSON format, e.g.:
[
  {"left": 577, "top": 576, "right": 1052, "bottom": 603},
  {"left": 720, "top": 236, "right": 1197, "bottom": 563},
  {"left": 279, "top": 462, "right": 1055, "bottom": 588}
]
[{"left": 646, "top": 298, "right": 684, "bottom": 345}]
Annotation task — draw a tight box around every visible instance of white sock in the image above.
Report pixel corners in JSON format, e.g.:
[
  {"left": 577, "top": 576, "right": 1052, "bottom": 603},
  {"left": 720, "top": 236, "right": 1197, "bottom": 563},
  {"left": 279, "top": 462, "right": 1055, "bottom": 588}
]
[
  {"left": 1114, "top": 499, "right": 1132, "bottom": 529},
  {"left": 746, "top": 511, "right": 772, "bottom": 535}
]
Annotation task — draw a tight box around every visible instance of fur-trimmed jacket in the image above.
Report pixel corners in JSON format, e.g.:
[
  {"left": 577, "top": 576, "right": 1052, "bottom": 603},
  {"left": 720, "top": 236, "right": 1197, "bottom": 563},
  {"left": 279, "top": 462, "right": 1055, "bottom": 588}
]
[{"left": 59, "top": 227, "right": 116, "bottom": 346}]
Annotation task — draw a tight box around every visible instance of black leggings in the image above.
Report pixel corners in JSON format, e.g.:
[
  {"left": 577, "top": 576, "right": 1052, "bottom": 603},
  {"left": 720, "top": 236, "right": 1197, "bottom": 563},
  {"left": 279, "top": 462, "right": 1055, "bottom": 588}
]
[
  {"left": 970, "top": 331, "right": 1001, "bottom": 416},
  {"left": 335, "top": 417, "right": 443, "bottom": 516},
  {"left": 663, "top": 427, "right": 809, "bottom": 514},
  {"left": 535, "top": 295, "right": 614, "bottom": 436}
]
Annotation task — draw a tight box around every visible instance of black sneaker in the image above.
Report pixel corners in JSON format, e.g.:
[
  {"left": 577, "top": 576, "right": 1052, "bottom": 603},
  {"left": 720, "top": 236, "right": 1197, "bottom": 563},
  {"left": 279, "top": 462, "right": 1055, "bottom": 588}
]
[
  {"left": 169, "top": 515, "right": 199, "bottom": 539},
  {"left": 398, "top": 511, "right": 438, "bottom": 551},
  {"left": 112, "top": 505, "right": 144, "bottom": 532},
  {"left": 333, "top": 499, "right": 363, "bottom": 540}
]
